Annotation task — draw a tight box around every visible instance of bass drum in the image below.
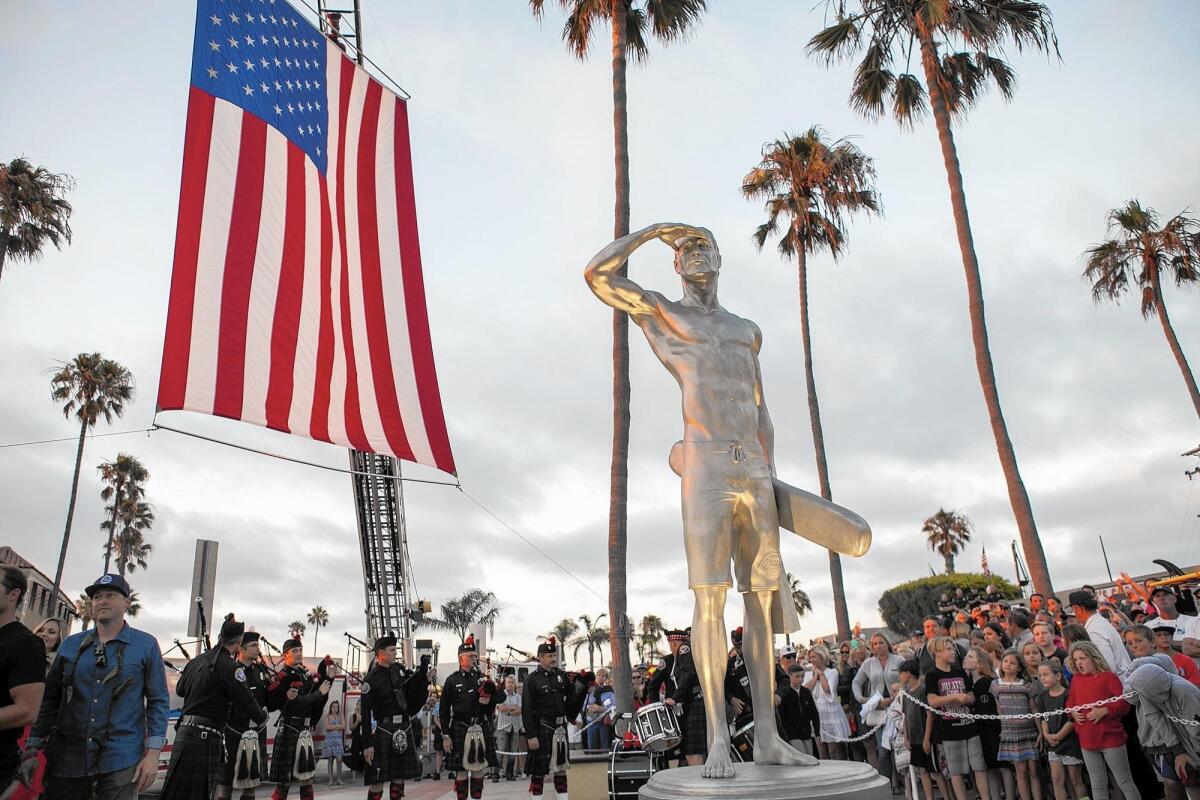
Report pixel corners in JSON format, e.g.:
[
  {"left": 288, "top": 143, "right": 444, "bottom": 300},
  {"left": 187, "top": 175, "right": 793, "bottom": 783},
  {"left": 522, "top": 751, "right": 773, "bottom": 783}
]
[
  {"left": 609, "top": 746, "right": 656, "bottom": 800},
  {"left": 731, "top": 719, "right": 755, "bottom": 763}
]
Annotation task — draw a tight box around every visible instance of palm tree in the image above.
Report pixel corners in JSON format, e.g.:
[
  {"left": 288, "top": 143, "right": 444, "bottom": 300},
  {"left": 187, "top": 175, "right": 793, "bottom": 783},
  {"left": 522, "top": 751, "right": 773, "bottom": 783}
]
[
  {"left": 742, "top": 127, "right": 880, "bottom": 641},
  {"left": 923, "top": 508, "right": 973, "bottom": 574},
  {"left": 786, "top": 572, "right": 814, "bottom": 620},
  {"left": 808, "top": 0, "right": 1059, "bottom": 596},
  {"left": 529, "top": 0, "right": 708, "bottom": 717},
  {"left": 638, "top": 614, "right": 665, "bottom": 660},
  {"left": 307, "top": 606, "right": 330, "bottom": 653},
  {"left": 0, "top": 157, "right": 74, "bottom": 284},
  {"left": 49, "top": 354, "right": 135, "bottom": 603},
  {"left": 75, "top": 592, "right": 93, "bottom": 631},
  {"left": 424, "top": 588, "right": 501, "bottom": 643},
  {"left": 537, "top": 618, "right": 581, "bottom": 666},
  {"left": 112, "top": 499, "right": 154, "bottom": 576},
  {"left": 1084, "top": 200, "right": 1200, "bottom": 419},
  {"left": 288, "top": 620, "right": 307, "bottom": 639},
  {"left": 98, "top": 454, "right": 149, "bottom": 574},
  {"left": 568, "top": 613, "right": 610, "bottom": 671}
]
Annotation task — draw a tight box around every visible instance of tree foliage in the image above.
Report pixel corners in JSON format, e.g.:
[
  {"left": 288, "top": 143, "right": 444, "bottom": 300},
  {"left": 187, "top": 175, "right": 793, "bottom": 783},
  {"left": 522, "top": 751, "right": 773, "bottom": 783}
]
[
  {"left": 424, "top": 588, "right": 501, "bottom": 643},
  {"left": 922, "top": 508, "right": 973, "bottom": 574},
  {"left": 878, "top": 572, "right": 1018, "bottom": 634},
  {"left": 0, "top": 157, "right": 74, "bottom": 281}
]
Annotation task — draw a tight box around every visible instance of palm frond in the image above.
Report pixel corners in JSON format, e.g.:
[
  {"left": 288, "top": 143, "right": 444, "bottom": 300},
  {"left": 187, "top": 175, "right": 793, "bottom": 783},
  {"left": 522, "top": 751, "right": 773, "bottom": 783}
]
[
  {"left": 891, "top": 73, "right": 928, "bottom": 125},
  {"left": 807, "top": 17, "right": 863, "bottom": 64},
  {"left": 644, "top": 0, "right": 708, "bottom": 43}
]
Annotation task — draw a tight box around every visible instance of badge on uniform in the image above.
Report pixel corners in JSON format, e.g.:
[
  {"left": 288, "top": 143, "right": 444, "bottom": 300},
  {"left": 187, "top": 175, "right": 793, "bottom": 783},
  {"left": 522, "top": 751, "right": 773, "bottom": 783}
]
[
  {"left": 360, "top": 682, "right": 371, "bottom": 694},
  {"left": 235, "top": 667, "right": 247, "bottom": 683},
  {"left": 679, "top": 645, "right": 690, "bottom": 655}
]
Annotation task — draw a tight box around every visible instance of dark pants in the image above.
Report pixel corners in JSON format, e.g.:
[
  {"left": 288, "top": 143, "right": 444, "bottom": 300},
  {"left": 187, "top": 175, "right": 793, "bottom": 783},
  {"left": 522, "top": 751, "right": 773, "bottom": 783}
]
[{"left": 45, "top": 764, "right": 139, "bottom": 800}]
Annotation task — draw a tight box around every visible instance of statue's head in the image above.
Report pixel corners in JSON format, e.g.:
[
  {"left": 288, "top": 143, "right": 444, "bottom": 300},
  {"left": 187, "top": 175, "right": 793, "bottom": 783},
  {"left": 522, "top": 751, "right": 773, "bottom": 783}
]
[{"left": 673, "top": 228, "right": 720, "bottom": 286}]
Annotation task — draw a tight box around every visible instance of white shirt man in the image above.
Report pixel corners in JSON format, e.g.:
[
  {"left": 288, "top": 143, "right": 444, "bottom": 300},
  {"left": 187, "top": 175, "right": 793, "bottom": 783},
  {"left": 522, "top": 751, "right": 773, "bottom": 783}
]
[{"left": 1069, "top": 590, "right": 1132, "bottom": 680}]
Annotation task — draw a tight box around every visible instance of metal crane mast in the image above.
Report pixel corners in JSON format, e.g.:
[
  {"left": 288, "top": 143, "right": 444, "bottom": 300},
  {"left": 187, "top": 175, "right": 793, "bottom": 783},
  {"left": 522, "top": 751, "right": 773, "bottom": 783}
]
[{"left": 316, "top": 0, "right": 414, "bottom": 657}]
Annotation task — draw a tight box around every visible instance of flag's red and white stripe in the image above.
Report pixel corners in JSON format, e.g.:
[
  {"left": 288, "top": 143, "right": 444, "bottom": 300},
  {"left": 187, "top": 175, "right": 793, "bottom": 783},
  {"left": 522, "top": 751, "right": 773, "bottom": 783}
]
[{"left": 159, "top": 42, "right": 455, "bottom": 474}]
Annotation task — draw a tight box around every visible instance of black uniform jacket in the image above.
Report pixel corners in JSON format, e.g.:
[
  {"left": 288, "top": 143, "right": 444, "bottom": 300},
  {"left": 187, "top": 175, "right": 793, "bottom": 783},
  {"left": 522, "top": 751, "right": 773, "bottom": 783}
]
[
  {"left": 357, "top": 660, "right": 429, "bottom": 736},
  {"left": 227, "top": 660, "right": 270, "bottom": 731},
  {"left": 266, "top": 663, "right": 328, "bottom": 726},
  {"left": 670, "top": 645, "right": 703, "bottom": 707},
  {"left": 643, "top": 653, "right": 677, "bottom": 703},
  {"left": 521, "top": 666, "right": 587, "bottom": 737},
  {"left": 176, "top": 646, "right": 267, "bottom": 727},
  {"left": 439, "top": 668, "right": 504, "bottom": 729},
  {"left": 725, "top": 651, "right": 750, "bottom": 705}
]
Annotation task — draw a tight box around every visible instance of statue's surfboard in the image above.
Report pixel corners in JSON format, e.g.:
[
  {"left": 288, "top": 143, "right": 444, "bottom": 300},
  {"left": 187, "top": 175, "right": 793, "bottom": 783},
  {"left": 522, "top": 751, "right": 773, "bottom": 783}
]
[{"left": 668, "top": 441, "right": 871, "bottom": 558}]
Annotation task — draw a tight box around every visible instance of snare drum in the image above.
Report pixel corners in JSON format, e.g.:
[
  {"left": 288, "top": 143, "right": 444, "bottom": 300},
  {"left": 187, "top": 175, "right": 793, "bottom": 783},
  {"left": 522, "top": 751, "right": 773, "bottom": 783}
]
[
  {"left": 633, "top": 702, "right": 682, "bottom": 753},
  {"left": 731, "top": 719, "right": 755, "bottom": 763}
]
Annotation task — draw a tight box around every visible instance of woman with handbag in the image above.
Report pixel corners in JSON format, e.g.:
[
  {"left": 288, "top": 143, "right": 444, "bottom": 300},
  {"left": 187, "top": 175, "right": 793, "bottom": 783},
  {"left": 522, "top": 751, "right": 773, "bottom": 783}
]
[{"left": 854, "top": 634, "right": 904, "bottom": 782}]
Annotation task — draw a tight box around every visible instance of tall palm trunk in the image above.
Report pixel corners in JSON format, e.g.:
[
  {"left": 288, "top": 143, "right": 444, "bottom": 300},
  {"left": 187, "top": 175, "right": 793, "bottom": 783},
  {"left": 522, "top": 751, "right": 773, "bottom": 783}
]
[
  {"left": 313, "top": 624, "right": 320, "bottom": 653},
  {"left": 796, "top": 248, "right": 851, "bottom": 641},
  {"left": 917, "top": 35, "right": 1053, "bottom": 596},
  {"left": 102, "top": 475, "right": 125, "bottom": 574},
  {"left": 1149, "top": 264, "right": 1200, "bottom": 419},
  {"left": 606, "top": 0, "right": 633, "bottom": 716},
  {"left": 53, "top": 417, "right": 89, "bottom": 607},
  {"left": 944, "top": 553, "right": 955, "bottom": 574}
]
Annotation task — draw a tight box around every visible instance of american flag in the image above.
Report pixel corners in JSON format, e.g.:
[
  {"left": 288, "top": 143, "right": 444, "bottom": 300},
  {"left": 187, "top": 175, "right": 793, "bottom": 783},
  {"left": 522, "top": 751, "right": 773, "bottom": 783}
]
[
  {"left": 981, "top": 545, "right": 991, "bottom": 576},
  {"left": 158, "top": 0, "right": 455, "bottom": 475}
]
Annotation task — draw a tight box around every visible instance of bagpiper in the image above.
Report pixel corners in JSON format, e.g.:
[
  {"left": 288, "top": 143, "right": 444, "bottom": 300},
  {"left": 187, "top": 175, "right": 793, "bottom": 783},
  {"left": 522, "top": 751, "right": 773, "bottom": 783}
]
[
  {"left": 521, "top": 638, "right": 589, "bottom": 800},
  {"left": 663, "top": 628, "right": 706, "bottom": 766},
  {"left": 440, "top": 635, "right": 502, "bottom": 800},
  {"left": 217, "top": 630, "right": 271, "bottom": 800},
  {"left": 358, "top": 635, "right": 431, "bottom": 800},
  {"left": 161, "top": 614, "right": 267, "bottom": 800},
  {"left": 266, "top": 637, "right": 331, "bottom": 800}
]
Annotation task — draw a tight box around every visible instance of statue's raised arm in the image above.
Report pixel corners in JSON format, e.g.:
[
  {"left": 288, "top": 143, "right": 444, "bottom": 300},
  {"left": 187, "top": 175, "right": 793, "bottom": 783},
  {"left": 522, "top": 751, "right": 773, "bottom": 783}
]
[{"left": 583, "top": 222, "right": 713, "bottom": 318}]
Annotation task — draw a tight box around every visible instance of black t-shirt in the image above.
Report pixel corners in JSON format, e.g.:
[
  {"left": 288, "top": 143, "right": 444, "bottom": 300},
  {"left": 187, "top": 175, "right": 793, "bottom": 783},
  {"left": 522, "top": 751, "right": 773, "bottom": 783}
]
[
  {"left": 924, "top": 665, "right": 977, "bottom": 741},
  {"left": 0, "top": 620, "right": 47, "bottom": 772}
]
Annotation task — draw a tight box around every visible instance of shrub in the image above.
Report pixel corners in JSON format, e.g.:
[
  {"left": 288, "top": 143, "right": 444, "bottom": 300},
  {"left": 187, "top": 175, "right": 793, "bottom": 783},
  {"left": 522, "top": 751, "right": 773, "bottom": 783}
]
[{"left": 878, "top": 573, "right": 1020, "bottom": 635}]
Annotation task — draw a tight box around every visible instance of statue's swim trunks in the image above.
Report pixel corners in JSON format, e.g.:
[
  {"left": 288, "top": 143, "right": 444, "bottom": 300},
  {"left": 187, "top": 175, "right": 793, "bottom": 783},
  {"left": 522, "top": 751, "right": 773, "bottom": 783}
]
[{"left": 679, "top": 440, "right": 782, "bottom": 592}]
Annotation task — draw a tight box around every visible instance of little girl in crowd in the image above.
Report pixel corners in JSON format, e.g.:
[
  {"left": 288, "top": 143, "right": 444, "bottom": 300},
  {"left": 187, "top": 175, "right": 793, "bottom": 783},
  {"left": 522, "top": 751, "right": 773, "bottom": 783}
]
[
  {"left": 1034, "top": 659, "right": 1088, "bottom": 800},
  {"left": 1067, "top": 642, "right": 1141, "bottom": 800},
  {"left": 995, "top": 649, "right": 1043, "bottom": 800}
]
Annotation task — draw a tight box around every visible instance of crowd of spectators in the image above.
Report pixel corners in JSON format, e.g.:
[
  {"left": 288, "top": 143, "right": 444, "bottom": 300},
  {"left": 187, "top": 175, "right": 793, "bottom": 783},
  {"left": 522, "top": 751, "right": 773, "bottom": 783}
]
[{"left": 793, "top": 582, "right": 1200, "bottom": 800}]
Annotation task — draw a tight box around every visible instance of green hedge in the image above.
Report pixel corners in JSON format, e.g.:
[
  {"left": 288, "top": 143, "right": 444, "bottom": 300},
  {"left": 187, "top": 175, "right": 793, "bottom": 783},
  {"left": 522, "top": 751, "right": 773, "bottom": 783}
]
[{"left": 878, "top": 573, "right": 1021, "bottom": 635}]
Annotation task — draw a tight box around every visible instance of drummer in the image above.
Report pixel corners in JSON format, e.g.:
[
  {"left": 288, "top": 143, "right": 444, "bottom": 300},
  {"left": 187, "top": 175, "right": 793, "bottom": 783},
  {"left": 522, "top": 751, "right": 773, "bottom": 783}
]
[
  {"left": 663, "top": 629, "right": 707, "bottom": 767},
  {"left": 643, "top": 628, "right": 688, "bottom": 766}
]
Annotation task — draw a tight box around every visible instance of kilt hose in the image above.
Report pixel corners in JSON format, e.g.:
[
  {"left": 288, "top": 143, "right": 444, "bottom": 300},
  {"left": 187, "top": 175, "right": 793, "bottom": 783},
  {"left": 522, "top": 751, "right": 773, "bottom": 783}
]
[
  {"left": 268, "top": 722, "right": 309, "bottom": 784},
  {"left": 364, "top": 720, "right": 421, "bottom": 785},
  {"left": 444, "top": 718, "right": 497, "bottom": 774},
  {"left": 219, "top": 726, "right": 266, "bottom": 787},
  {"left": 161, "top": 723, "right": 225, "bottom": 800},
  {"left": 524, "top": 718, "right": 567, "bottom": 778},
  {"left": 679, "top": 702, "right": 708, "bottom": 757}
]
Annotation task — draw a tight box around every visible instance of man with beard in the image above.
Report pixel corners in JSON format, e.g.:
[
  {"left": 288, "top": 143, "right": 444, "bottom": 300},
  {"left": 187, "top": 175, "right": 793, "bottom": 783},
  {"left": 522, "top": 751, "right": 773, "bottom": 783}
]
[
  {"left": 21, "top": 574, "right": 168, "bottom": 800},
  {"left": 441, "top": 636, "right": 501, "bottom": 800},
  {"left": 522, "top": 639, "right": 589, "bottom": 800},
  {"left": 162, "top": 615, "right": 266, "bottom": 800},
  {"left": 266, "top": 638, "right": 331, "bottom": 800},
  {"left": 216, "top": 631, "right": 271, "bottom": 800},
  {"left": 359, "top": 635, "right": 430, "bottom": 800}
]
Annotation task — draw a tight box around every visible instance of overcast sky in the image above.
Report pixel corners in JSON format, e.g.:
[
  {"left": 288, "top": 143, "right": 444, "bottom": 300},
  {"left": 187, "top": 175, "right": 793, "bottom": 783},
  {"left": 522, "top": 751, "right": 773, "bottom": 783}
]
[{"left": 2, "top": 1, "right": 1198, "bottom": 669}]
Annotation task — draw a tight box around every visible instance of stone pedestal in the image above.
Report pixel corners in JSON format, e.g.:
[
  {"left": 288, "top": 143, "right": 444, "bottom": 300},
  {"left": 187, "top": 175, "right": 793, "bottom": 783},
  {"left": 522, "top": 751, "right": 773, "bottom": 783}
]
[{"left": 639, "top": 760, "right": 889, "bottom": 800}]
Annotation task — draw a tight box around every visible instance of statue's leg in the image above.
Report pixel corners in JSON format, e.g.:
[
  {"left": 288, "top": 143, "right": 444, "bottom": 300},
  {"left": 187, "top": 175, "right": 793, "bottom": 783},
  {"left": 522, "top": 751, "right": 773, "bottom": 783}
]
[
  {"left": 691, "top": 585, "right": 735, "bottom": 779},
  {"left": 744, "top": 590, "right": 819, "bottom": 767}
]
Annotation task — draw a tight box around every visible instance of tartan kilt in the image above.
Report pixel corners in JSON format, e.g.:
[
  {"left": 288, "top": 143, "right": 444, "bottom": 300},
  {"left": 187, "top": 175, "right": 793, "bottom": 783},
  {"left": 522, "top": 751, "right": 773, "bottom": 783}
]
[
  {"left": 268, "top": 723, "right": 306, "bottom": 784},
  {"left": 679, "top": 702, "right": 708, "bottom": 757},
  {"left": 161, "top": 724, "right": 225, "bottom": 800},
  {"left": 364, "top": 721, "right": 421, "bottom": 784},
  {"left": 524, "top": 719, "right": 564, "bottom": 777},
  {"left": 445, "top": 719, "right": 497, "bottom": 773},
  {"left": 219, "top": 727, "right": 266, "bottom": 786}
]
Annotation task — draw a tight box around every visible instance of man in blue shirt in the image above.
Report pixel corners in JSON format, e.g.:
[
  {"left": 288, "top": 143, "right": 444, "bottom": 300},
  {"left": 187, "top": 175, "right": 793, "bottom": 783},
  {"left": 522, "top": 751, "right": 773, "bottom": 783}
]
[{"left": 20, "top": 574, "right": 169, "bottom": 800}]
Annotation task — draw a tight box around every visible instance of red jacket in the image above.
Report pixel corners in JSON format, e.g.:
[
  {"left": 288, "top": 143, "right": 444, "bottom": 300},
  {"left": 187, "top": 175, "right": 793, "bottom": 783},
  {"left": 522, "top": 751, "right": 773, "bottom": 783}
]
[
  {"left": 1169, "top": 652, "right": 1200, "bottom": 688},
  {"left": 1066, "top": 671, "right": 1129, "bottom": 751}
]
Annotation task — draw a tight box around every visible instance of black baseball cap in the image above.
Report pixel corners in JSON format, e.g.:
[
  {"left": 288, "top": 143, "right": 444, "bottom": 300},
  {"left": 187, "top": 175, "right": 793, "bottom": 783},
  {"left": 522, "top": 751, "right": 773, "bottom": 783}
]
[
  {"left": 1150, "top": 586, "right": 1174, "bottom": 599},
  {"left": 84, "top": 573, "right": 131, "bottom": 598}
]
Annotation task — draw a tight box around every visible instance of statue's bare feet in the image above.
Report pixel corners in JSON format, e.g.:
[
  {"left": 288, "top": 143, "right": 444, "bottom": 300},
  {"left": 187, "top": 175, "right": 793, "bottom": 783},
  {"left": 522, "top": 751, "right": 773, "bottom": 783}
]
[
  {"left": 753, "top": 734, "right": 820, "bottom": 767},
  {"left": 702, "top": 745, "right": 736, "bottom": 779}
]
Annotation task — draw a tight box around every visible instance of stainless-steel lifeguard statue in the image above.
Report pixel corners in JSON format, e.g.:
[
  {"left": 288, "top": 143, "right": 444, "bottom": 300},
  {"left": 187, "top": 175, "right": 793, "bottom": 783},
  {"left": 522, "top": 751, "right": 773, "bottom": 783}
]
[{"left": 585, "top": 223, "right": 872, "bottom": 779}]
